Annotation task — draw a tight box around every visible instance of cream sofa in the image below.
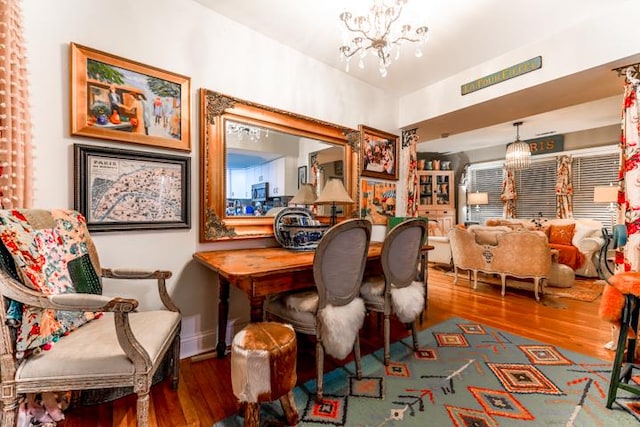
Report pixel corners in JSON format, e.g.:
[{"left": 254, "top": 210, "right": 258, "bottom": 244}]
[
  {"left": 484, "top": 218, "right": 604, "bottom": 277},
  {"left": 426, "top": 219, "right": 452, "bottom": 267},
  {"left": 449, "top": 226, "right": 552, "bottom": 301}
]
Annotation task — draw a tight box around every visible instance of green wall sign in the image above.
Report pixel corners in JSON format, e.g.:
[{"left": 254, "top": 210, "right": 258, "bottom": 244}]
[{"left": 461, "top": 56, "right": 542, "bottom": 95}]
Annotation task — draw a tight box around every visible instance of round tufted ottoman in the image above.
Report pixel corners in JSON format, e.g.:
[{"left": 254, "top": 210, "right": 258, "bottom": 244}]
[
  {"left": 231, "top": 322, "right": 299, "bottom": 427},
  {"left": 548, "top": 262, "right": 575, "bottom": 288}
]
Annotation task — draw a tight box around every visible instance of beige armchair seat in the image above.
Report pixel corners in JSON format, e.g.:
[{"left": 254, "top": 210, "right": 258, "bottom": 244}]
[
  {"left": 0, "top": 209, "right": 181, "bottom": 427},
  {"left": 449, "top": 227, "right": 551, "bottom": 301}
]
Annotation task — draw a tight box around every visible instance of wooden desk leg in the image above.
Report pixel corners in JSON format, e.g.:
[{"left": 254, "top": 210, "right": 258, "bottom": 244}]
[
  {"left": 216, "top": 277, "right": 230, "bottom": 358},
  {"left": 250, "top": 296, "right": 266, "bottom": 322}
]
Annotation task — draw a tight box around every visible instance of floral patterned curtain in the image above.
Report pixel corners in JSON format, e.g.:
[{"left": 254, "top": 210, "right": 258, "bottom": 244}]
[
  {"left": 405, "top": 133, "right": 419, "bottom": 217},
  {"left": 500, "top": 166, "right": 516, "bottom": 218},
  {"left": 0, "top": 0, "right": 33, "bottom": 208},
  {"left": 555, "top": 155, "right": 573, "bottom": 218},
  {"left": 620, "top": 67, "right": 640, "bottom": 271}
]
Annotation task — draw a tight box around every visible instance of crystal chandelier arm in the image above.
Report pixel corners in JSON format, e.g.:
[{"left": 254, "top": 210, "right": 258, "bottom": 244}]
[{"left": 391, "top": 27, "right": 428, "bottom": 44}]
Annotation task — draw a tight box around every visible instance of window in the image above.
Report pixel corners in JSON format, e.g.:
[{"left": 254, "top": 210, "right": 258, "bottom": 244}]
[
  {"left": 468, "top": 147, "right": 618, "bottom": 225},
  {"left": 514, "top": 159, "right": 556, "bottom": 220}
]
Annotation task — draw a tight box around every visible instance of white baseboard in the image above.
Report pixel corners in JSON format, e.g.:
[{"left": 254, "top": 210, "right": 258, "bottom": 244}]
[{"left": 179, "top": 318, "right": 248, "bottom": 359}]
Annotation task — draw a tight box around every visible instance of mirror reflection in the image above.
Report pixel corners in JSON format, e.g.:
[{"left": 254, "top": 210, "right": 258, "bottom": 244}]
[
  {"left": 199, "top": 89, "right": 357, "bottom": 242},
  {"left": 224, "top": 119, "right": 345, "bottom": 218}
]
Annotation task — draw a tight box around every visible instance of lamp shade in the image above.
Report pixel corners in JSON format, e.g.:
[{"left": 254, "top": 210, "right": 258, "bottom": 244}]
[
  {"left": 505, "top": 121, "right": 531, "bottom": 170},
  {"left": 593, "top": 185, "right": 617, "bottom": 203},
  {"left": 315, "top": 178, "right": 354, "bottom": 205},
  {"left": 467, "top": 192, "right": 489, "bottom": 205},
  {"left": 290, "top": 183, "right": 317, "bottom": 205}
]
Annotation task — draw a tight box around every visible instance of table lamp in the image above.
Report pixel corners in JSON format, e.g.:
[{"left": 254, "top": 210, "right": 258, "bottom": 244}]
[
  {"left": 594, "top": 184, "right": 618, "bottom": 231},
  {"left": 315, "top": 178, "right": 354, "bottom": 225},
  {"left": 466, "top": 191, "right": 488, "bottom": 221},
  {"left": 289, "top": 183, "right": 317, "bottom": 208}
]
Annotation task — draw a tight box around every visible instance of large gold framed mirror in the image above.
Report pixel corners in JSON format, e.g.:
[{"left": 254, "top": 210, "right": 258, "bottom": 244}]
[{"left": 199, "top": 89, "right": 359, "bottom": 242}]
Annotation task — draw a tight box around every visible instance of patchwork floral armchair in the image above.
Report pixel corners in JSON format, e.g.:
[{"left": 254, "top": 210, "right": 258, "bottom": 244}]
[{"left": 0, "top": 209, "right": 181, "bottom": 426}]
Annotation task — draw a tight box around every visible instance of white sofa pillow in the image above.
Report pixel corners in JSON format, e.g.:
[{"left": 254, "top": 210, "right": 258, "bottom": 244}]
[{"left": 572, "top": 222, "right": 601, "bottom": 247}]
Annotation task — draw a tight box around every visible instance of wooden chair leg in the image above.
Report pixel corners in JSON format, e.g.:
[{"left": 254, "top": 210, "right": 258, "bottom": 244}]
[
  {"left": 316, "top": 339, "right": 324, "bottom": 402},
  {"left": 243, "top": 402, "right": 260, "bottom": 427},
  {"left": 354, "top": 334, "right": 362, "bottom": 380},
  {"left": 383, "top": 313, "right": 390, "bottom": 365},
  {"left": 1, "top": 394, "right": 19, "bottom": 427},
  {"left": 136, "top": 391, "right": 150, "bottom": 427},
  {"left": 279, "top": 391, "right": 300, "bottom": 426},
  {"left": 171, "top": 334, "right": 180, "bottom": 390},
  {"left": 410, "top": 320, "right": 419, "bottom": 352}
]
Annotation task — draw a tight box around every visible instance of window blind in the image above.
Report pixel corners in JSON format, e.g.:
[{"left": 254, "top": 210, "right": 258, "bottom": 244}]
[
  {"left": 469, "top": 168, "right": 504, "bottom": 224},
  {"left": 468, "top": 148, "right": 619, "bottom": 226},
  {"left": 571, "top": 153, "right": 619, "bottom": 229},
  {"left": 514, "top": 159, "right": 557, "bottom": 220}
]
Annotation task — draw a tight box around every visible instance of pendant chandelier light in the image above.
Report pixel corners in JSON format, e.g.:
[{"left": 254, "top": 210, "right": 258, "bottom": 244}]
[
  {"left": 338, "top": 0, "right": 428, "bottom": 78},
  {"left": 505, "top": 121, "right": 531, "bottom": 170}
]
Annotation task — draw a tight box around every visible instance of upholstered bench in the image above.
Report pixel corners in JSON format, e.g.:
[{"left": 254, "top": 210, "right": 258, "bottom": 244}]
[{"left": 231, "top": 322, "right": 299, "bottom": 427}]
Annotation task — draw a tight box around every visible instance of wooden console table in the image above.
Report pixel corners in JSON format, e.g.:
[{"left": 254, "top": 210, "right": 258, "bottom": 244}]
[{"left": 193, "top": 242, "right": 432, "bottom": 358}]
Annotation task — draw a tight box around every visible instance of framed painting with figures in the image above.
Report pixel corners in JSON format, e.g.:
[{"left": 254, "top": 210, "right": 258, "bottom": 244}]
[
  {"left": 70, "top": 42, "right": 191, "bottom": 152},
  {"left": 359, "top": 125, "right": 399, "bottom": 180}
]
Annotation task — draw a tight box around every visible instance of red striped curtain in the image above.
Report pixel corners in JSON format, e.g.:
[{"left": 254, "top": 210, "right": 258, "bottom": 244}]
[{"left": 620, "top": 68, "right": 640, "bottom": 271}]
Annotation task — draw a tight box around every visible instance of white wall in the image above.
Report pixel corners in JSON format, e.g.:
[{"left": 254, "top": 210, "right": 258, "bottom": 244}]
[{"left": 22, "top": 0, "right": 395, "bottom": 358}]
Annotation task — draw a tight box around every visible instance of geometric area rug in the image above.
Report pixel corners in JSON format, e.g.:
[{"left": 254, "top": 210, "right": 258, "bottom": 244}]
[{"left": 215, "top": 317, "right": 640, "bottom": 426}]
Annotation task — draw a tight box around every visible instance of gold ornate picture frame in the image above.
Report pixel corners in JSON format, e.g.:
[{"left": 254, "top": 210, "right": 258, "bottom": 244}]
[
  {"left": 359, "top": 125, "right": 399, "bottom": 180},
  {"left": 70, "top": 42, "right": 191, "bottom": 152}
]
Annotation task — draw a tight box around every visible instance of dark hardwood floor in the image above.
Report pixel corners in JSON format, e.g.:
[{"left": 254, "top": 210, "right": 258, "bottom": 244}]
[{"left": 59, "top": 266, "right": 614, "bottom": 426}]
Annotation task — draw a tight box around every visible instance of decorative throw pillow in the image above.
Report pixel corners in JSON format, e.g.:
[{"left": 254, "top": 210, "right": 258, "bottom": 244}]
[
  {"left": 548, "top": 223, "right": 575, "bottom": 246},
  {"left": 0, "top": 209, "right": 101, "bottom": 357},
  {"left": 572, "top": 222, "right": 600, "bottom": 247},
  {"left": 68, "top": 254, "right": 102, "bottom": 294}
]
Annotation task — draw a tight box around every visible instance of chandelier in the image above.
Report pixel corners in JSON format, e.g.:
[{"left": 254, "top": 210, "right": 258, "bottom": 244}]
[
  {"left": 505, "top": 121, "right": 531, "bottom": 170},
  {"left": 225, "top": 122, "right": 268, "bottom": 141},
  {"left": 338, "top": 0, "right": 428, "bottom": 78}
]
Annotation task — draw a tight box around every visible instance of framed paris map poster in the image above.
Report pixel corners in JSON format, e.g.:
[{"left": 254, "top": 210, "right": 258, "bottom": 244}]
[{"left": 74, "top": 144, "right": 190, "bottom": 231}]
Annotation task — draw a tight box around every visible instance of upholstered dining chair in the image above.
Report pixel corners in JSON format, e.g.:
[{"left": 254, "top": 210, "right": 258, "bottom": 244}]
[
  {"left": 360, "top": 218, "right": 427, "bottom": 365},
  {"left": 0, "top": 209, "right": 181, "bottom": 426},
  {"left": 264, "top": 218, "right": 372, "bottom": 402}
]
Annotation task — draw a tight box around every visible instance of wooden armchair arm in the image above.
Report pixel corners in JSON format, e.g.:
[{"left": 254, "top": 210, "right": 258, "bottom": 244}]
[
  {"left": 101, "top": 268, "right": 179, "bottom": 313},
  {"left": 101, "top": 268, "right": 172, "bottom": 280},
  {"left": 0, "top": 269, "right": 153, "bottom": 373},
  {"left": 0, "top": 270, "right": 138, "bottom": 313},
  {"left": 47, "top": 294, "right": 138, "bottom": 312}
]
